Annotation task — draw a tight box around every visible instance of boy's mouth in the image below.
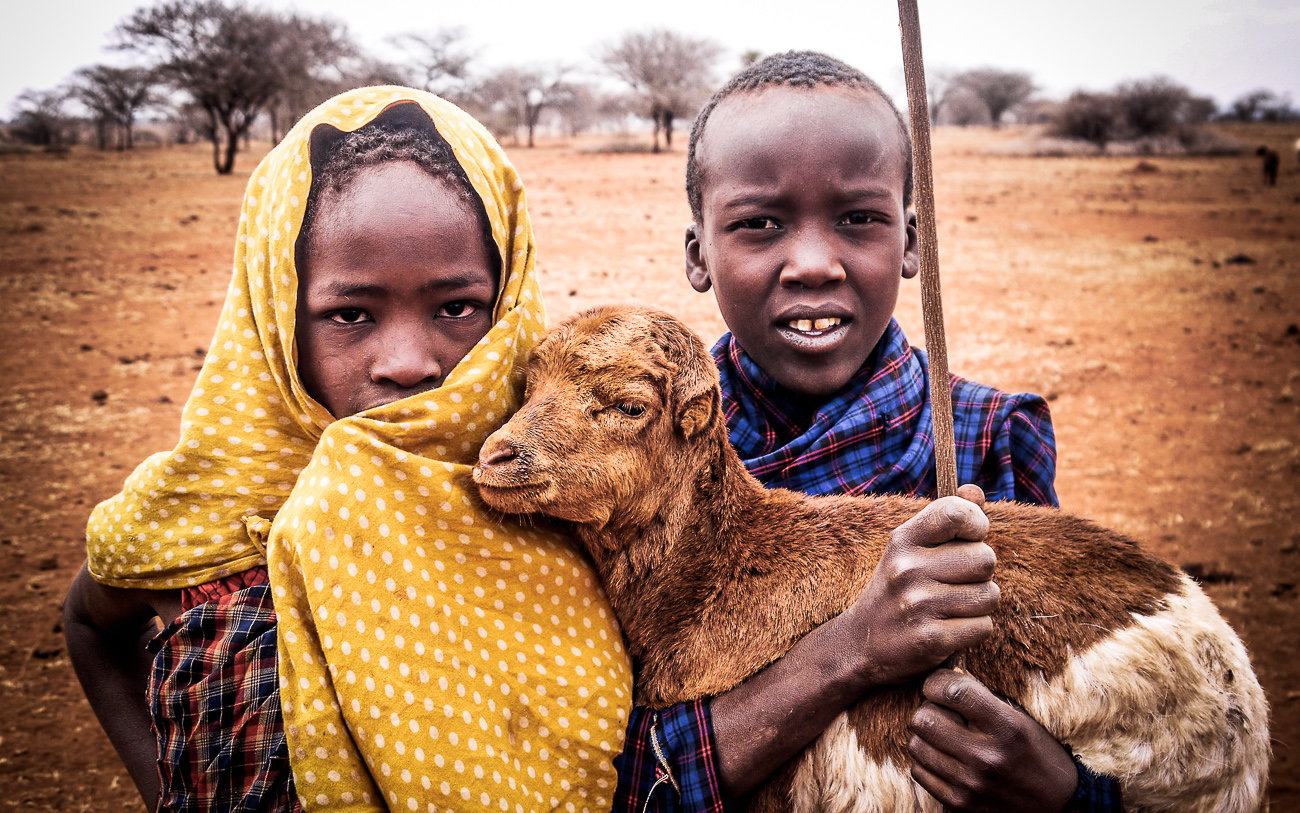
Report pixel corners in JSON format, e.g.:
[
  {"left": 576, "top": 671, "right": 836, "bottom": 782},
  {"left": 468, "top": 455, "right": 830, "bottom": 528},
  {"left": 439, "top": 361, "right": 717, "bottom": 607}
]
[
  {"left": 775, "top": 313, "right": 852, "bottom": 353},
  {"left": 786, "top": 317, "right": 842, "bottom": 333}
]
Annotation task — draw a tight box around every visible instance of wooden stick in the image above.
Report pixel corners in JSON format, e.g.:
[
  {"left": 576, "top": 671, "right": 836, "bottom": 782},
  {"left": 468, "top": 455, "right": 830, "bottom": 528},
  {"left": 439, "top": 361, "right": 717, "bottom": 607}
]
[
  {"left": 897, "top": 0, "right": 958, "bottom": 500},
  {"left": 899, "top": 0, "right": 966, "bottom": 679}
]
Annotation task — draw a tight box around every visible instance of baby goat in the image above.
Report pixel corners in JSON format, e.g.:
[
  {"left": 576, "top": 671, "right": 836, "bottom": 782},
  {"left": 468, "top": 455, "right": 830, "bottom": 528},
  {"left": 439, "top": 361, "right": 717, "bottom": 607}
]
[{"left": 472, "top": 304, "right": 1269, "bottom": 813}]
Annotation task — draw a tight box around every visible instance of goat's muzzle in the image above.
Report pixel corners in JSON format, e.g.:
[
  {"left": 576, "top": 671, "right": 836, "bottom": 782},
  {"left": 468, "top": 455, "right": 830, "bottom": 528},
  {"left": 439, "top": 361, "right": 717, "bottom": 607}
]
[{"left": 472, "top": 432, "right": 555, "bottom": 514}]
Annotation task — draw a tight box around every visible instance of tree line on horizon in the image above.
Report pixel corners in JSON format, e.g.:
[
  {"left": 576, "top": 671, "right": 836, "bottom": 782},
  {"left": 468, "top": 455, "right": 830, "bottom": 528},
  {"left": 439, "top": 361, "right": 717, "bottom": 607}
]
[
  {"left": 4, "top": 0, "right": 727, "bottom": 173},
  {"left": 6, "top": 0, "right": 1297, "bottom": 173}
]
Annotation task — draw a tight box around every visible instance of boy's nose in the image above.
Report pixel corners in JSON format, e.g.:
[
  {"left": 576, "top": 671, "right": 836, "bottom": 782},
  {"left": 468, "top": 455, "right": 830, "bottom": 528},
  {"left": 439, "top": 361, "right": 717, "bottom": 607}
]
[
  {"left": 372, "top": 331, "right": 443, "bottom": 390},
  {"left": 779, "top": 233, "right": 846, "bottom": 288}
]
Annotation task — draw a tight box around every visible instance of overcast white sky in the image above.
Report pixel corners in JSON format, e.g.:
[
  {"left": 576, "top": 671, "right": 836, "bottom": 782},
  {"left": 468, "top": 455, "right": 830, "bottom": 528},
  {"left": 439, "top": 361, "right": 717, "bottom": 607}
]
[{"left": 6, "top": 0, "right": 1299, "bottom": 116}]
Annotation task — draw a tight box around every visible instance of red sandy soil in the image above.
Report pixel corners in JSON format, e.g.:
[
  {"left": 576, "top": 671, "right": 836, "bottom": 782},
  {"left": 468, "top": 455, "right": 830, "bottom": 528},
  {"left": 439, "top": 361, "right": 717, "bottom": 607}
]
[{"left": 2, "top": 123, "right": 1297, "bottom": 809}]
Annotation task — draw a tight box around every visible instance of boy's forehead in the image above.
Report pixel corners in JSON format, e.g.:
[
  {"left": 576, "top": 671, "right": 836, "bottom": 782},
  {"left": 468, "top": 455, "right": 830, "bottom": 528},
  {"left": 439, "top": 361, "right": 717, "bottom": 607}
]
[{"left": 697, "top": 86, "right": 906, "bottom": 191}]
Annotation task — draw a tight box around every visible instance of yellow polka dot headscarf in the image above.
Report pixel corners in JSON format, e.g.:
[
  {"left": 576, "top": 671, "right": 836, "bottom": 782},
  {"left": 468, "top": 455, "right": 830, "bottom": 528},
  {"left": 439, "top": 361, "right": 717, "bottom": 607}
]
[
  {"left": 256, "top": 91, "right": 628, "bottom": 811},
  {"left": 84, "top": 86, "right": 534, "bottom": 588}
]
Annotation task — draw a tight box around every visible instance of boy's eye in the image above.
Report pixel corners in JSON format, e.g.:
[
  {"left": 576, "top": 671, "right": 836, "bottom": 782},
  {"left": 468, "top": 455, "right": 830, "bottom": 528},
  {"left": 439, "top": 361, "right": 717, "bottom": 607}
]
[
  {"left": 736, "top": 217, "right": 780, "bottom": 230},
  {"left": 438, "top": 301, "right": 481, "bottom": 319},
  {"left": 840, "top": 212, "right": 877, "bottom": 226},
  {"left": 330, "top": 308, "right": 370, "bottom": 324}
]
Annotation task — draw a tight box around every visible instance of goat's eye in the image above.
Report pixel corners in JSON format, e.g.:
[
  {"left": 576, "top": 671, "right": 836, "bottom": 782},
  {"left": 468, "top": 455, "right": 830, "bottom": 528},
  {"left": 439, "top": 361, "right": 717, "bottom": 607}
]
[{"left": 613, "top": 404, "right": 645, "bottom": 417}]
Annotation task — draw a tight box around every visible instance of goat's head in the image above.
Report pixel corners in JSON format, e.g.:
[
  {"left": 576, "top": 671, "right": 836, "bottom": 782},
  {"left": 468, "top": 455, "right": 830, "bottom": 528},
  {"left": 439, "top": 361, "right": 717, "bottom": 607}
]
[{"left": 472, "top": 305, "right": 722, "bottom": 532}]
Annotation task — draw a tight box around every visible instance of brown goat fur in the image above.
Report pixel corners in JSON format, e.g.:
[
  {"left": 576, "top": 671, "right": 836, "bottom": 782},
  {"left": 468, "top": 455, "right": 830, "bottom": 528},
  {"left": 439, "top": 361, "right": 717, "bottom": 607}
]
[{"left": 472, "top": 304, "right": 1269, "bottom": 812}]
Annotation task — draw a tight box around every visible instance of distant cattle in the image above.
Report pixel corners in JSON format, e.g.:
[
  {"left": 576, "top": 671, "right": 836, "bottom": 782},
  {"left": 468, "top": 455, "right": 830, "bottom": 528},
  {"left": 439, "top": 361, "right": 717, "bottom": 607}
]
[{"left": 1258, "top": 145, "right": 1280, "bottom": 185}]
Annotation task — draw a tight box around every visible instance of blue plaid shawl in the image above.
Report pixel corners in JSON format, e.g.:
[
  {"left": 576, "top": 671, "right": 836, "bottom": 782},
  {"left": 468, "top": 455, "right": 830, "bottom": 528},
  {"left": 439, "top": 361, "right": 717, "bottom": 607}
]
[{"left": 713, "top": 319, "right": 1059, "bottom": 506}]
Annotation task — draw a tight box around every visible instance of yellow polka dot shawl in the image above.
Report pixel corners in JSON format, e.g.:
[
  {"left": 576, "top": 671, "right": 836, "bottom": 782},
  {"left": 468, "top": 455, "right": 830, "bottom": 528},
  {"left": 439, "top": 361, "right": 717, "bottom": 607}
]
[
  {"left": 263, "top": 96, "right": 631, "bottom": 809},
  {"left": 87, "top": 87, "right": 632, "bottom": 809}
]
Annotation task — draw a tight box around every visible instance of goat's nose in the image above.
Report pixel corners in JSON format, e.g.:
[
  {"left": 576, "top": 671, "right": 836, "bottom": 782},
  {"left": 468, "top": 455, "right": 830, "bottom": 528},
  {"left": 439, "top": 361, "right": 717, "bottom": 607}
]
[{"left": 478, "top": 438, "right": 519, "bottom": 468}]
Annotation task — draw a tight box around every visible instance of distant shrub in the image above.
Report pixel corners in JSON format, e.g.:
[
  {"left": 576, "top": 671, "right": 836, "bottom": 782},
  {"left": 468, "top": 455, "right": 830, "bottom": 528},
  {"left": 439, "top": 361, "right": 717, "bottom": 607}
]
[
  {"left": 940, "top": 89, "right": 992, "bottom": 126},
  {"left": 580, "top": 140, "right": 659, "bottom": 154},
  {"left": 1047, "top": 77, "right": 1226, "bottom": 151},
  {"left": 1050, "top": 91, "right": 1120, "bottom": 147},
  {"left": 1115, "top": 78, "right": 1193, "bottom": 138},
  {"left": 986, "top": 126, "right": 1247, "bottom": 158},
  {"left": 1173, "top": 127, "right": 1249, "bottom": 156},
  {"left": 1224, "top": 89, "right": 1298, "bottom": 123}
]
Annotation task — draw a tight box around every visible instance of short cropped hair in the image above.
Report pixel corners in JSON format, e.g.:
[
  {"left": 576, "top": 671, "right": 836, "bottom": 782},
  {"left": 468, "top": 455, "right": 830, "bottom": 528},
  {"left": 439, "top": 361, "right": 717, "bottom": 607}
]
[
  {"left": 685, "top": 51, "right": 914, "bottom": 223},
  {"left": 298, "top": 101, "right": 500, "bottom": 279}
]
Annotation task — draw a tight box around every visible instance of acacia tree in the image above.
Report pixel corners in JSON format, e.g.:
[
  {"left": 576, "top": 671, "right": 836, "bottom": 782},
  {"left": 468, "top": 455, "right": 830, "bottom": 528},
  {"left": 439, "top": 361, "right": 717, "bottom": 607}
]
[
  {"left": 72, "top": 65, "right": 157, "bottom": 150},
  {"left": 549, "top": 83, "right": 604, "bottom": 137},
  {"left": 1227, "top": 89, "right": 1295, "bottom": 122},
  {"left": 471, "top": 65, "right": 571, "bottom": 147},
  {"left": 599, "top": 29, "right": 722, "bottom": 152},
  {"left": 10, "top": 88, "right": 77, "bottom": 147},
  {"left": 116, "top": 0, "right": 285, "bottom": 173},
  {"left": 951, "top": 68, "right": 1035, "bottom": 127},
  {"left": 263, "top": 13, "right": 358, "bottom": 143},
  {"left": 389, "top": 27, "right": 475, "bottom": 99},
  {"left": 1050, "top": 77, "right": 1219, "bottom": 148}
]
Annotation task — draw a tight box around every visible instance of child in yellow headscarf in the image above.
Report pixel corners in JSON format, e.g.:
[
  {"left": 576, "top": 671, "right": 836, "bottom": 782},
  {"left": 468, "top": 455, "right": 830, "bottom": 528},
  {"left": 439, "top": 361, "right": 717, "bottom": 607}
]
[
  {"left": 64, "top": 88, "right": 632, "bottom": 813},
  {"left": 267, "top": 101, "right": 634, "bottom": 811}
]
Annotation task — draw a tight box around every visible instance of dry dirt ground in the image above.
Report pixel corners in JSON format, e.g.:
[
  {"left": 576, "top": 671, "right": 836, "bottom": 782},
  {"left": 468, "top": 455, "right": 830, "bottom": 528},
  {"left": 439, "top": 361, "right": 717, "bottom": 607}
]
[{"left": 2, "top": 123, "right": 1298, "bottom": 809}]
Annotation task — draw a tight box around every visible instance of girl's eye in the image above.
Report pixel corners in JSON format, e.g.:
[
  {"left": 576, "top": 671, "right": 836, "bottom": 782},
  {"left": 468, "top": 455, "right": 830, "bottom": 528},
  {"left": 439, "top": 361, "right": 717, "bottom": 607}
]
[
  {"left": 613, "top": 404, "right": 645, "bottom": 417},
  {"left": 841, "top": 212, "right": 877, "bottom": 226},
  {"left": 330, "top": 308, "right": 369, "bottom": 324},
  {"left": 438, "top": 302, "right": 479, "bottom": 318},
  {"left": 737, "top": 217, "right": 779, "bottom": 230}
]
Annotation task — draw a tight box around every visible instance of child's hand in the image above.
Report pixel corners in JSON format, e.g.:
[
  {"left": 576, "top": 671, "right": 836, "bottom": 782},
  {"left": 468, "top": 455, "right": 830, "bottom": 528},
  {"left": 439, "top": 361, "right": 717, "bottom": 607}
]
[
  {"left": 709, "top": 488, "right": 996, "bottom": 799},
  {"left": 908, "top": 668, "right": 1078, "bottom": 812},
  {"left": 841, "top": 492, "right": 996, "bottom": 690}
]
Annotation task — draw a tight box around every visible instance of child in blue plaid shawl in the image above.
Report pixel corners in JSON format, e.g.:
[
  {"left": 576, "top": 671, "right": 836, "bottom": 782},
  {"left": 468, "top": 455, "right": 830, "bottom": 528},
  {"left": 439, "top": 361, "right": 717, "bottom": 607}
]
[{"left": 614, "top": 53, "right": 1122, "bottom": 813}]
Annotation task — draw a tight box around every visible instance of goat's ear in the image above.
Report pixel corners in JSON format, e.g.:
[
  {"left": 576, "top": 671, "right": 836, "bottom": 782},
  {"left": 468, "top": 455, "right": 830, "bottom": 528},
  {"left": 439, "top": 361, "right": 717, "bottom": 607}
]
[
  {"left": 650, "top": 314, "right": 721, "bottom": 440},
  {"left": 676, "top": 384, "right": 718, "bottom": 440}
]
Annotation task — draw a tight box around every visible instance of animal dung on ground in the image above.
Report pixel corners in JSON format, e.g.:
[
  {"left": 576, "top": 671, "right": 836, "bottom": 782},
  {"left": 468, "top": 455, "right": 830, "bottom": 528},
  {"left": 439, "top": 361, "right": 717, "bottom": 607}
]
[{"left": 472, "top": 304, "right": 1270, "bottom": 813}]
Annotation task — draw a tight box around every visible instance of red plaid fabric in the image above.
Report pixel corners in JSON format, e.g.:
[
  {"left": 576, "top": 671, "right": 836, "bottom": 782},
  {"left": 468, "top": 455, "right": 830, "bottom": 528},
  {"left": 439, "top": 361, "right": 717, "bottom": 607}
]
[
  {"left": 148, "top": 570, "right": 299, "bottom": 813},
  {"left": 180, "top": 568, "right": 270, "bottom": 613}
]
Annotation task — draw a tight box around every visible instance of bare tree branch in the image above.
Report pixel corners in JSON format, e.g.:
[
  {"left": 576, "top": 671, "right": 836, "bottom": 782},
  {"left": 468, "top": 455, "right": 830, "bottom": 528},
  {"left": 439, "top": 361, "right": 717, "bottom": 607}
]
[
  {"left": 388, "top": 27, "right": 476, "bottom": 98},
  {"left": 72, "top": 65, "right": 159, "bottom": 149},
  {"left": 599, "top": 29, "right": 722, "bottom": 152},
  {"left": 469, "top": 64, "right": 572, "bottom": 147}
]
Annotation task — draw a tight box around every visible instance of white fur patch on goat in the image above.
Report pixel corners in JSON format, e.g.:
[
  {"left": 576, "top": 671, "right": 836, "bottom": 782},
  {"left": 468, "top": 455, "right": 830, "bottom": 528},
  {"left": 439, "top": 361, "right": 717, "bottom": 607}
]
[
  {"left": 784, "top": 575, "right": 1266, "bottom": 813},
  {"left": 789, "top": 715, "right": 941, "bottom": 813},
  {"left": 1018, "top": 575, "right": 1268, "bottom": 813}
]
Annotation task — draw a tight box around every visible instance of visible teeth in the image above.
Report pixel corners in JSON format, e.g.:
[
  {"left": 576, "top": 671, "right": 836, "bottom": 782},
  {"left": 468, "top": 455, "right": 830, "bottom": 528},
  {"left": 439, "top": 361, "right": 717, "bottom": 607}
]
[{"left": 788, "top": 317, "right": 841, "bottom": 332}]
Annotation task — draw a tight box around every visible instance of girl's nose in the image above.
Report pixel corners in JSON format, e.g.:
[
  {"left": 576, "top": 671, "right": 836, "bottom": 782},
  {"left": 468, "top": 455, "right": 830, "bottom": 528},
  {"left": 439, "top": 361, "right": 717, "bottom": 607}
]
[
  {"left": 778, "top": 230, "right": 846, "bottom": 288},
  {"left": 372, "top": 328, "right": 443, "bottom": 389}
]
